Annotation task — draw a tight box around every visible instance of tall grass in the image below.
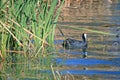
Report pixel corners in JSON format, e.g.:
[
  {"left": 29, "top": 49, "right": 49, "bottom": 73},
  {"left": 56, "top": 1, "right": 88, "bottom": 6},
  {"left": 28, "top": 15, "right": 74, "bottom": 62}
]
[
  {"left": 0, "top": 0, "right": 63, "bottom": 79},
  {"left": 0, "top": 0, "right": 63, "bottom": 57}
]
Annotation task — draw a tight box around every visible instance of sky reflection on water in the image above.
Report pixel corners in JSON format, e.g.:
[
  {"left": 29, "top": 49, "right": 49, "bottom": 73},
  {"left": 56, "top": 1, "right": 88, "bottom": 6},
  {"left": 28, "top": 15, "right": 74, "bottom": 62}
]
[
  {"left": 60, "top": 70, "right": 120, "bottom": 75},
  {"left": 55, "top": 1, "right": 120, "bottom": 79},
  {"left": 56, "top": 58, "right": 120, "bottom": 67}
]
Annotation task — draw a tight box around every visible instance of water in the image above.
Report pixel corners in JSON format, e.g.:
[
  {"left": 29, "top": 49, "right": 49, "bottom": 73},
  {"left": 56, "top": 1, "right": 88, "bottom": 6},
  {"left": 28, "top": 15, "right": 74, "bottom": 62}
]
[
  {"left": 1, "top": 0, "right": 120, "bottom": 80},
  {"left": 55, "top": 0, "right": 120, "bottom": 80}
]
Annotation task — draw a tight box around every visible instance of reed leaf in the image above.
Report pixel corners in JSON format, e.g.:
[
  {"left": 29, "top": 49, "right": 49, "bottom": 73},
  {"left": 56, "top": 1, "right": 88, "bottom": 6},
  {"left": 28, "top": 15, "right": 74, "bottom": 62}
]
[
  {"left": 0, "top": 0, "right": 63, "bottom": 57},
  {"left": 62, "top": 26, "right": 116, "bottom": 35}
]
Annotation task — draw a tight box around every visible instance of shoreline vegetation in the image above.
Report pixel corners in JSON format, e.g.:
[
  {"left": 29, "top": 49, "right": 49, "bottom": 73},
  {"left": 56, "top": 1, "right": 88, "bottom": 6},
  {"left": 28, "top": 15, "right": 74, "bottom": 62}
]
[
  {"left": 0, "top": 0, "right": 64, "bottom": 79},
  {"left": 0, "top": 0, "right": 63, "bottom": 59}
]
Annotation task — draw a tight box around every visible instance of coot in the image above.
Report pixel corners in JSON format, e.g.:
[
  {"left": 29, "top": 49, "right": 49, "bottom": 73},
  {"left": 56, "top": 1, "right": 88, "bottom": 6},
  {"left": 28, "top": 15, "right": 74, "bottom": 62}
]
[{"left": 62, "top": 33, "right": 88, "bottom": 58}]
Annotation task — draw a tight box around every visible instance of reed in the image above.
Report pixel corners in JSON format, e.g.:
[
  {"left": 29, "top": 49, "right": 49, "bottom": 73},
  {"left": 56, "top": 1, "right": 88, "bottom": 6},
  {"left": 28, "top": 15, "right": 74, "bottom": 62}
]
[
  {"left": 0, "top": 0, "right": 63, "bottom": 79},
  {"left": 0, "top": 0, "right": 63, "bottom": 57},
  {"left": 59, "top": 26, "right": 116, "bottom": 36}
]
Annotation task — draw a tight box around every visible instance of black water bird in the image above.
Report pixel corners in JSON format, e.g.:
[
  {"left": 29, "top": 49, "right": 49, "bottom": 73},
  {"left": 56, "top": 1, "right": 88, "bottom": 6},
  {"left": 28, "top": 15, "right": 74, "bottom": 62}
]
[{"left": 62, "top": 33, "right": 88, "bottom": 58}]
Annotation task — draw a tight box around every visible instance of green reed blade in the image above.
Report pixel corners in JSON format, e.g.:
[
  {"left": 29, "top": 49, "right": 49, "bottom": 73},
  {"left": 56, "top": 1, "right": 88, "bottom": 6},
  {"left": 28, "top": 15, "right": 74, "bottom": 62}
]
[{"left": 63, "top": 26, "right": 116, "bottom": 35}]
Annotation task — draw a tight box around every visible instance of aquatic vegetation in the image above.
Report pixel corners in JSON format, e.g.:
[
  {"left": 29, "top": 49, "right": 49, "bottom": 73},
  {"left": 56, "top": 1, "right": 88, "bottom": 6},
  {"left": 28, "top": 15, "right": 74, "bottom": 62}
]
[
  {"left": 0, "top": 0, "right": 63, "bottom": 57},
  {"left": 0, "top": 0, "right": 63, "bottom": 79}
]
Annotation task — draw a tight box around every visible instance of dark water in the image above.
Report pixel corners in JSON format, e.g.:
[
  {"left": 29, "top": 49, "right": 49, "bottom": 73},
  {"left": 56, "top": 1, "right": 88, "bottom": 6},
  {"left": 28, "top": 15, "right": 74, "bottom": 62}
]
[{"left": 55, "top": 0, "right": 120, "bottom": 80}]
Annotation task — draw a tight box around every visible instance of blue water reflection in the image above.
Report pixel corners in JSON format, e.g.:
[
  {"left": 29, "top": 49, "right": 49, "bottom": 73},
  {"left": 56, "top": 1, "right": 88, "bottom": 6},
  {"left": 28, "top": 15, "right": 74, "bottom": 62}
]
[
  {"left": 54, "top": 40, "right": 63, "bottom": 44},
  {"left": 56, "top": 58, "right": 120, "bottom": 66},
  {"left": 60, "top": 70, "right": 120, "bottom": 75},
  {"left": 110, "top": 3, "right": 120, "bottom": 25},
  {"left": 38, "top": 69, "right": 120, "bottom": 76},
  {"left": 54, "top": 1, "right": 120, "bottom": 79},
  {"left": 59, "top": 49, "right": 83, "bottom": 54},
  {"left": 112, "top": 3, "right": 120, "bottom": 10}
]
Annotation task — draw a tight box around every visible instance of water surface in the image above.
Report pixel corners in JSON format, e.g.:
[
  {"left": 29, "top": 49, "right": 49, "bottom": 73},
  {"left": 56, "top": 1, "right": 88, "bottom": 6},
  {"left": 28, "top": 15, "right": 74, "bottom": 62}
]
[
  {"left": 55, "top": 0, "right": 120, "bottom": 79},
  {"left": 0, "top": 0, "right": 120, "bottom": 80}
]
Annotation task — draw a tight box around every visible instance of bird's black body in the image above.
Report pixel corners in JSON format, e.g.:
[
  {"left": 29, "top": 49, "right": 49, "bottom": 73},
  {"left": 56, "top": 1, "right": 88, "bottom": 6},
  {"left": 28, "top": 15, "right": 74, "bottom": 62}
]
[
  {"left": 62, "top": 38, "right": 87, "bottom": 49},
  {"left": 62, "top": 33, "right": 87, "bottom": 49},
  {"left": 62, "top": 33, "right": 88, "bottom": 58}
]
